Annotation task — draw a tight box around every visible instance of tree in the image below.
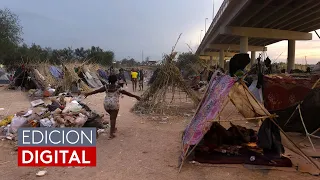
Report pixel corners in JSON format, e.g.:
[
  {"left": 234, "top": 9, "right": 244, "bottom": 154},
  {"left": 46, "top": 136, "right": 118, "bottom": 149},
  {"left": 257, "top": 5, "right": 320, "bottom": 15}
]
[
  {"left": 0, "top": 8, "right": 23, "bottom": 64},
  {"left": 0, "top": 8, "right": 116, "bottom": 66},
  {"left": 176, "top": 52, "right": 202, "bottom": 77}
]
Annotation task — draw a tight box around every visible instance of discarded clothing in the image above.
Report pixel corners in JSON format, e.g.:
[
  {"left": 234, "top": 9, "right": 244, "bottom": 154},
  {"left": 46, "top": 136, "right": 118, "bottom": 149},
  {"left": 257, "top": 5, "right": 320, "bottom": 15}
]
[{"left": 257, "top": 119, "right": 284, "bottom": 156}]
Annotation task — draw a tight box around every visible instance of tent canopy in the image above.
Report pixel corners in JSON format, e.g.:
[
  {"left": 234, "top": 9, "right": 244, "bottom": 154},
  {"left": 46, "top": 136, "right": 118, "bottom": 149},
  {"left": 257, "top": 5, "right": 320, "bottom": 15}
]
[
  {"left": 0, "top": 68, "right": 10, "bottom": 84},
  {"left": 180, "top": 72, "right": 320, "bottom": 173}
]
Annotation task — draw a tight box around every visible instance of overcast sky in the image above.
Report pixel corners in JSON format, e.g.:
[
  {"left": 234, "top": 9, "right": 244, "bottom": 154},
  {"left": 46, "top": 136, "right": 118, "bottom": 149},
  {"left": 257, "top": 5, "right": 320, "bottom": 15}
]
[{"left": 1, "top": 0, "right": 320, "bottom": 64}]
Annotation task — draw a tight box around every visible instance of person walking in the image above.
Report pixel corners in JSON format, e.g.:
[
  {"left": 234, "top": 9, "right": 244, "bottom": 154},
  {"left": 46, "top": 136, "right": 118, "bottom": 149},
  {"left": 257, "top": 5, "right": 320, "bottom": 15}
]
[
  {"left": 139, "top": 69, "right": 144, "bottom": 91},
  {"left": 117, "top": 69, "right": 127, "bottom": 88},
  {"left": 84, "top": 75, "right": 140, "bottom": 139},
  {"left": 131, "top": 69, "right": 138, "bottom": 92}
]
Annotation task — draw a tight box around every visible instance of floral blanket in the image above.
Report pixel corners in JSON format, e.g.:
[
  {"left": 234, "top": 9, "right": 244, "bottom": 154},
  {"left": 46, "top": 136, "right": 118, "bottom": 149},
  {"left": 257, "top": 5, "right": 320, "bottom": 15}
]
[
  {"left": 263, "top": 75, "right": 319, "bottom": 111},
  {"left": 181, "top": 74, "right": 236, "bottom": 157}
]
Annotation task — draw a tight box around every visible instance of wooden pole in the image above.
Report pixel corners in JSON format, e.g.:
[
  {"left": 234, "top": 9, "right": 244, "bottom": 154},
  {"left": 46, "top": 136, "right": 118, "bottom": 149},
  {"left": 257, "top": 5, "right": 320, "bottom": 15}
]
[
  {"left": 239, "top": 80, "right": 320, "bottom": 170},
  {"left": 207, "top": 115, "right": 277, "bottom": 123},
  {"left": 179, "top": 96, "right": 230, "bottom": 172},
  {"left": 298, "top": 105, "right": 316, "bottom": 151}
]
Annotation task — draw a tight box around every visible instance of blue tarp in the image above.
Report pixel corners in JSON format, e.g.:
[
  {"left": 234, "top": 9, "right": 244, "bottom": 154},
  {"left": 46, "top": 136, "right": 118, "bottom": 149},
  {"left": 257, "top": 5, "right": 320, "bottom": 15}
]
[
  {"left": 97, "top": 69, "right": 108, "bottom": 80},
  {"left": 49, "top": 66, "right": 63, "bottom": 79}
]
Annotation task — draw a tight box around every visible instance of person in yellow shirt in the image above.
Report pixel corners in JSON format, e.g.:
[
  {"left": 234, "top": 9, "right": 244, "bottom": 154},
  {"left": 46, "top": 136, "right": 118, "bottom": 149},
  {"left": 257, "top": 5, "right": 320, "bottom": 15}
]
[{"left": 131, "top": 69, "right": 138, "bottom": 92}]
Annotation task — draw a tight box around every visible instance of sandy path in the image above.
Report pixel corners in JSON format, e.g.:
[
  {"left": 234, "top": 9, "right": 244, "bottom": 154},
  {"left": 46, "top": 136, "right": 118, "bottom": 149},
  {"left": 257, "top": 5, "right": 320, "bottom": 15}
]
[{"left": 0, "top": 86, "right": 317, "bottom": 180}]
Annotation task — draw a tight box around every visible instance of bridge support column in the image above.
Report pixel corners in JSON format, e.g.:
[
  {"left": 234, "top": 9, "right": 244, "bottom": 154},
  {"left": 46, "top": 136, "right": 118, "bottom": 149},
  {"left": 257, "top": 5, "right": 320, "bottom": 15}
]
[
  {"left": 240, "top": 36, "right": 248, "bottom": 53},
  {"left": 251, "top": 51, "right": 256, "bottom": 67},
  {"left": 219, "top": 50, "right": 225, "bottom": 69},
  {"left": 287, "top": 40, "right": 295, "bottom": 73}
]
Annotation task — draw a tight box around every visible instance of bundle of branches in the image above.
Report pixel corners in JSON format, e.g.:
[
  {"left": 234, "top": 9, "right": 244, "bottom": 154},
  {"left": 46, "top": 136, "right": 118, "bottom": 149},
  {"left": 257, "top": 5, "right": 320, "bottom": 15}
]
[
  {"left": 176, "top": 52, "right": 206, "bottom": 79},
  {"left": 62, "top": 63, "right": 91, "bottom": 92},
  {"left": 35, "top": 62, "right": 61, "bottom": 88},
  {"left": 86, "top": 63, "right": 102, "bottom": 73},
  {"left": 132, "top": 52, "right": 200, "bottom": 115}
]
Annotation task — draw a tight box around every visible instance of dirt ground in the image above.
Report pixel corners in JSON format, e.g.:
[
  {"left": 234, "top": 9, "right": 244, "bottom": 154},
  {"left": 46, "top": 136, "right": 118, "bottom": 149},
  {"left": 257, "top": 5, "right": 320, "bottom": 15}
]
[{"left": 0, "top": 86, "right": 318, "bottom": 180}]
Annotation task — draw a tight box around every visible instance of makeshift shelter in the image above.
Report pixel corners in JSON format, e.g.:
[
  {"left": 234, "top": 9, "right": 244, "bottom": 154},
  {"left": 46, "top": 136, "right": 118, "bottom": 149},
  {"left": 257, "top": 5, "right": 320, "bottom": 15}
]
[
  {"left": 272, "top": 88, "right": 320, "bottom": 133},
  {"left": 11, "top": 65, "right": 47, "bottom": 90},
  {"left": 0, "top": 68, "right": 10, "bottom": 84},
  {"left": 35, "top": 64, "right": 61, "bottom": 88},
  {"left": 179, "top": 72, "right": 320, "bottom": 174},
  {"left": 132, "top": 52, "right": 200, "bottom": 115},
  {"left": 270, "top": 78, "right": 320, "bottom": 151},
  {"left": 49, "top": 65, "right": 63, "bottom": 80},
  {"left": 262, "top": 74, "right": 320, "bottom": 111},
  {"left": 62, "top": 64, "right": 92, "bottom": 93},
  {"left": 97, "top": 69, "right": 108, "bottom": 84},
  {"left": 78, "top": 66, "right": 103, "bottom": 88}
]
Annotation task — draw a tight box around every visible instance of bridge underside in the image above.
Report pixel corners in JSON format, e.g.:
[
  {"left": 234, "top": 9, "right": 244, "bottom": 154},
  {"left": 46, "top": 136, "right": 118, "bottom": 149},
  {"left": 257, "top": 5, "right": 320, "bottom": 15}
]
[
  {"left": 222, "top": 0, "right": 320, "bottom": 46},
  {"left": 198, "top": 0, "right": 320, "bottom": 71}
]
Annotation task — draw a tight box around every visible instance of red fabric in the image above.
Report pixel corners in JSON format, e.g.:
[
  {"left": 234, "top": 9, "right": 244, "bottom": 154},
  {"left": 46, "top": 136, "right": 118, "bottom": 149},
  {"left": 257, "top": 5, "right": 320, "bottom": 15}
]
[{"left": 263, "top": 74, "right": 320, "bottom": 111}]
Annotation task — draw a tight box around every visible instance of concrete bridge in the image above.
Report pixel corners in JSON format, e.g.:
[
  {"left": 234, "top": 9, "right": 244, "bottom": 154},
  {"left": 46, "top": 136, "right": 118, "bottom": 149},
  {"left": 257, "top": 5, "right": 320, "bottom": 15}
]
[{"left": 197, "top": 0, "right": 320, "bottom": 71}]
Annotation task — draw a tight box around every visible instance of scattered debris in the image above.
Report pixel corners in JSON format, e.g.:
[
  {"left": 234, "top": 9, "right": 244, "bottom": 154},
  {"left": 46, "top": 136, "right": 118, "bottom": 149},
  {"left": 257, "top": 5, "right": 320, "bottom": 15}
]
[
  {"left": 36, "top": 170, "right": 47, "bottom": 177},
  {"left": 31, "top": 99, "right": 45, "bottom": 107},
  {"left": 0, "top": 94, "right": 106, "bottom": 140},
  {"left": 161, "top": 117, "right": 169, "bottom": 121},
  {"left": 159, "top": 121, "right": 168, "bottom": 124}
]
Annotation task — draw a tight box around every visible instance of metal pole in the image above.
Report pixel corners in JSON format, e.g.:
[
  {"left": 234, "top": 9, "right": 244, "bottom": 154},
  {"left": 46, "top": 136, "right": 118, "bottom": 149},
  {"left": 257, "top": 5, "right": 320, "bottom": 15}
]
[
  {"left": 205, "top": 18, "right": 208, "bottom": 34},
  {"left": 315, "top": 30, "right": 320, "bottom": 39},
  {"left": 212, "top": 0, "right": 215, "bottom": 21},
  {"left": 200, "top": 30, "right": 203, "bottom": 44}
]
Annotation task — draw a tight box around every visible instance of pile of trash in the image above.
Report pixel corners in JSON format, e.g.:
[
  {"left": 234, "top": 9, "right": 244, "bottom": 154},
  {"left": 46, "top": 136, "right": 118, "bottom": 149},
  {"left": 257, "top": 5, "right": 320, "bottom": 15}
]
[
  {"left": 0, "top": 93, "right": 106, "bottom": 140},
  {"left": 28, "top": 86, "right": 57, "bottom": 98}
]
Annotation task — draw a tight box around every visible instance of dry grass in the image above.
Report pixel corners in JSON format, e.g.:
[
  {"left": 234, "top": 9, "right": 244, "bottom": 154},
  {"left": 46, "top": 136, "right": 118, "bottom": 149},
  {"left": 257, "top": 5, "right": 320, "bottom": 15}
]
[
  {"left": 35, "top": 62, "right": 61, "bottom": 87},
  {"left": 63, "top": 63, "right": 92, "bottom": 92}
]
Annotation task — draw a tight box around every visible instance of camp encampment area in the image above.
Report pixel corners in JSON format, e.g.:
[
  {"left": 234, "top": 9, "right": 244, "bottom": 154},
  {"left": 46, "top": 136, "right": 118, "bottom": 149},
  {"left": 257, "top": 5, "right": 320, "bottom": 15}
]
[{"left": 0, "top": 49, "right": 320, "bottom": 180}]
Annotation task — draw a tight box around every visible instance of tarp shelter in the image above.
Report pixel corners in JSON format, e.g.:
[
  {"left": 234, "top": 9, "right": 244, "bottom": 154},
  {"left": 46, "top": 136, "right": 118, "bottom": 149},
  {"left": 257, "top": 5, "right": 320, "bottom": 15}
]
[
  {"left": 179, "top": 72, "right": 320, "bottom": 174},
  {"left": 0, "top": 68, "right": 10, "bottom": 84},
  {"left": 11, "top": 66, "right": 47, "bottom": 90},
  {"left": 49, "top": 66, "right": 63, "bottom": 79},
  {"left": 78, "top": 67, "right": 103, "bottom": 88},
  {"left": 313, "top": 62, "right": 320, "bottom": 72},
  {"left": 262, "top": 74, "right": 320, "bottom": 111},
  {"left": 97, "top": 69, "right": 108, "bottom": 80},
  {"left": 272, "top": 88, "right": 320, "bottom": 134},
  {"left": 270, "top": 78, "right": 320, "bottom": 151}
]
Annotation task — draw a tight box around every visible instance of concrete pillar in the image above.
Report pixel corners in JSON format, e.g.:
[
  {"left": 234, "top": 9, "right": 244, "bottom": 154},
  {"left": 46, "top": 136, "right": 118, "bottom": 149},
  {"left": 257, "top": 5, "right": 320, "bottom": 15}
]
[
  {"left": 287, "top": 40, "right": 295, "bottom": 72},
  {"left": 240, "top": 36, "right": 248, "bottom": 53},
  {"left": 210, "top": 56, "right": 213, "bottom": 66},
  {"left": 251, "top": 51, "right": 256, "bottom": 66},
  {"left": 219, "top": 50, "right": 225, "bottom": 69}
]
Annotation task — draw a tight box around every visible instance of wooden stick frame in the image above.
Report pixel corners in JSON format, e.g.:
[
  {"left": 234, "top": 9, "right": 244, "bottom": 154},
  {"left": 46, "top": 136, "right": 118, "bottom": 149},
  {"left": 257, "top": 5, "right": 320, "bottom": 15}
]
[
  {"left": 239, "top": 80, "right": 320, "bottom": 170},
  {"left": 283, "top": 77, "right": 320, "bottom": 151},
  {"left": 178, "top": 95, "right": 230, "bottom": 173},
  {"left": 179, "top": 76, "right": 320, "bottom": 172},
  {"left": 207, "top": 115, "right": 277, "bottom": 123},
  {"left": 178, "top": 72, "right": 228, "bottom": 172}
]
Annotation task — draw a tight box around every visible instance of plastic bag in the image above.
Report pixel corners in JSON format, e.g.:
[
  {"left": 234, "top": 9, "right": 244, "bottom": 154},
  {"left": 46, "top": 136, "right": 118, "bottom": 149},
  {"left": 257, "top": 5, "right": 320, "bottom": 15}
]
[
  {"left": 74, "top": 113, "right": 88, "bottom": 127},
  {"left": 10, "top": 115, "right": 27, "bottom": 133},
  {"left": 40, "top": 118, "right": 53, "bottom": 127},
  {"left": 62, "top": 100, "right": 82, "bottom": 113}
]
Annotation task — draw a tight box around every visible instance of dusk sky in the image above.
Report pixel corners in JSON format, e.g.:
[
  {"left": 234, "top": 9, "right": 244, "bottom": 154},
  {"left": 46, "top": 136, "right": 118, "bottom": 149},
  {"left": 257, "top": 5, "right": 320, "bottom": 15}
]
[{"left": 1, "top": 0, "right": 320, "bottom": 64}]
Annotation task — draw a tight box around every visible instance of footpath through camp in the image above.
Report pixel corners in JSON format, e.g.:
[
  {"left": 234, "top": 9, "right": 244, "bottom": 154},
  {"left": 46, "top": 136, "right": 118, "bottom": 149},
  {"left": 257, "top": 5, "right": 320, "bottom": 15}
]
[{"left": 0, "top": 85, "right": 318, "bottom": 180}]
